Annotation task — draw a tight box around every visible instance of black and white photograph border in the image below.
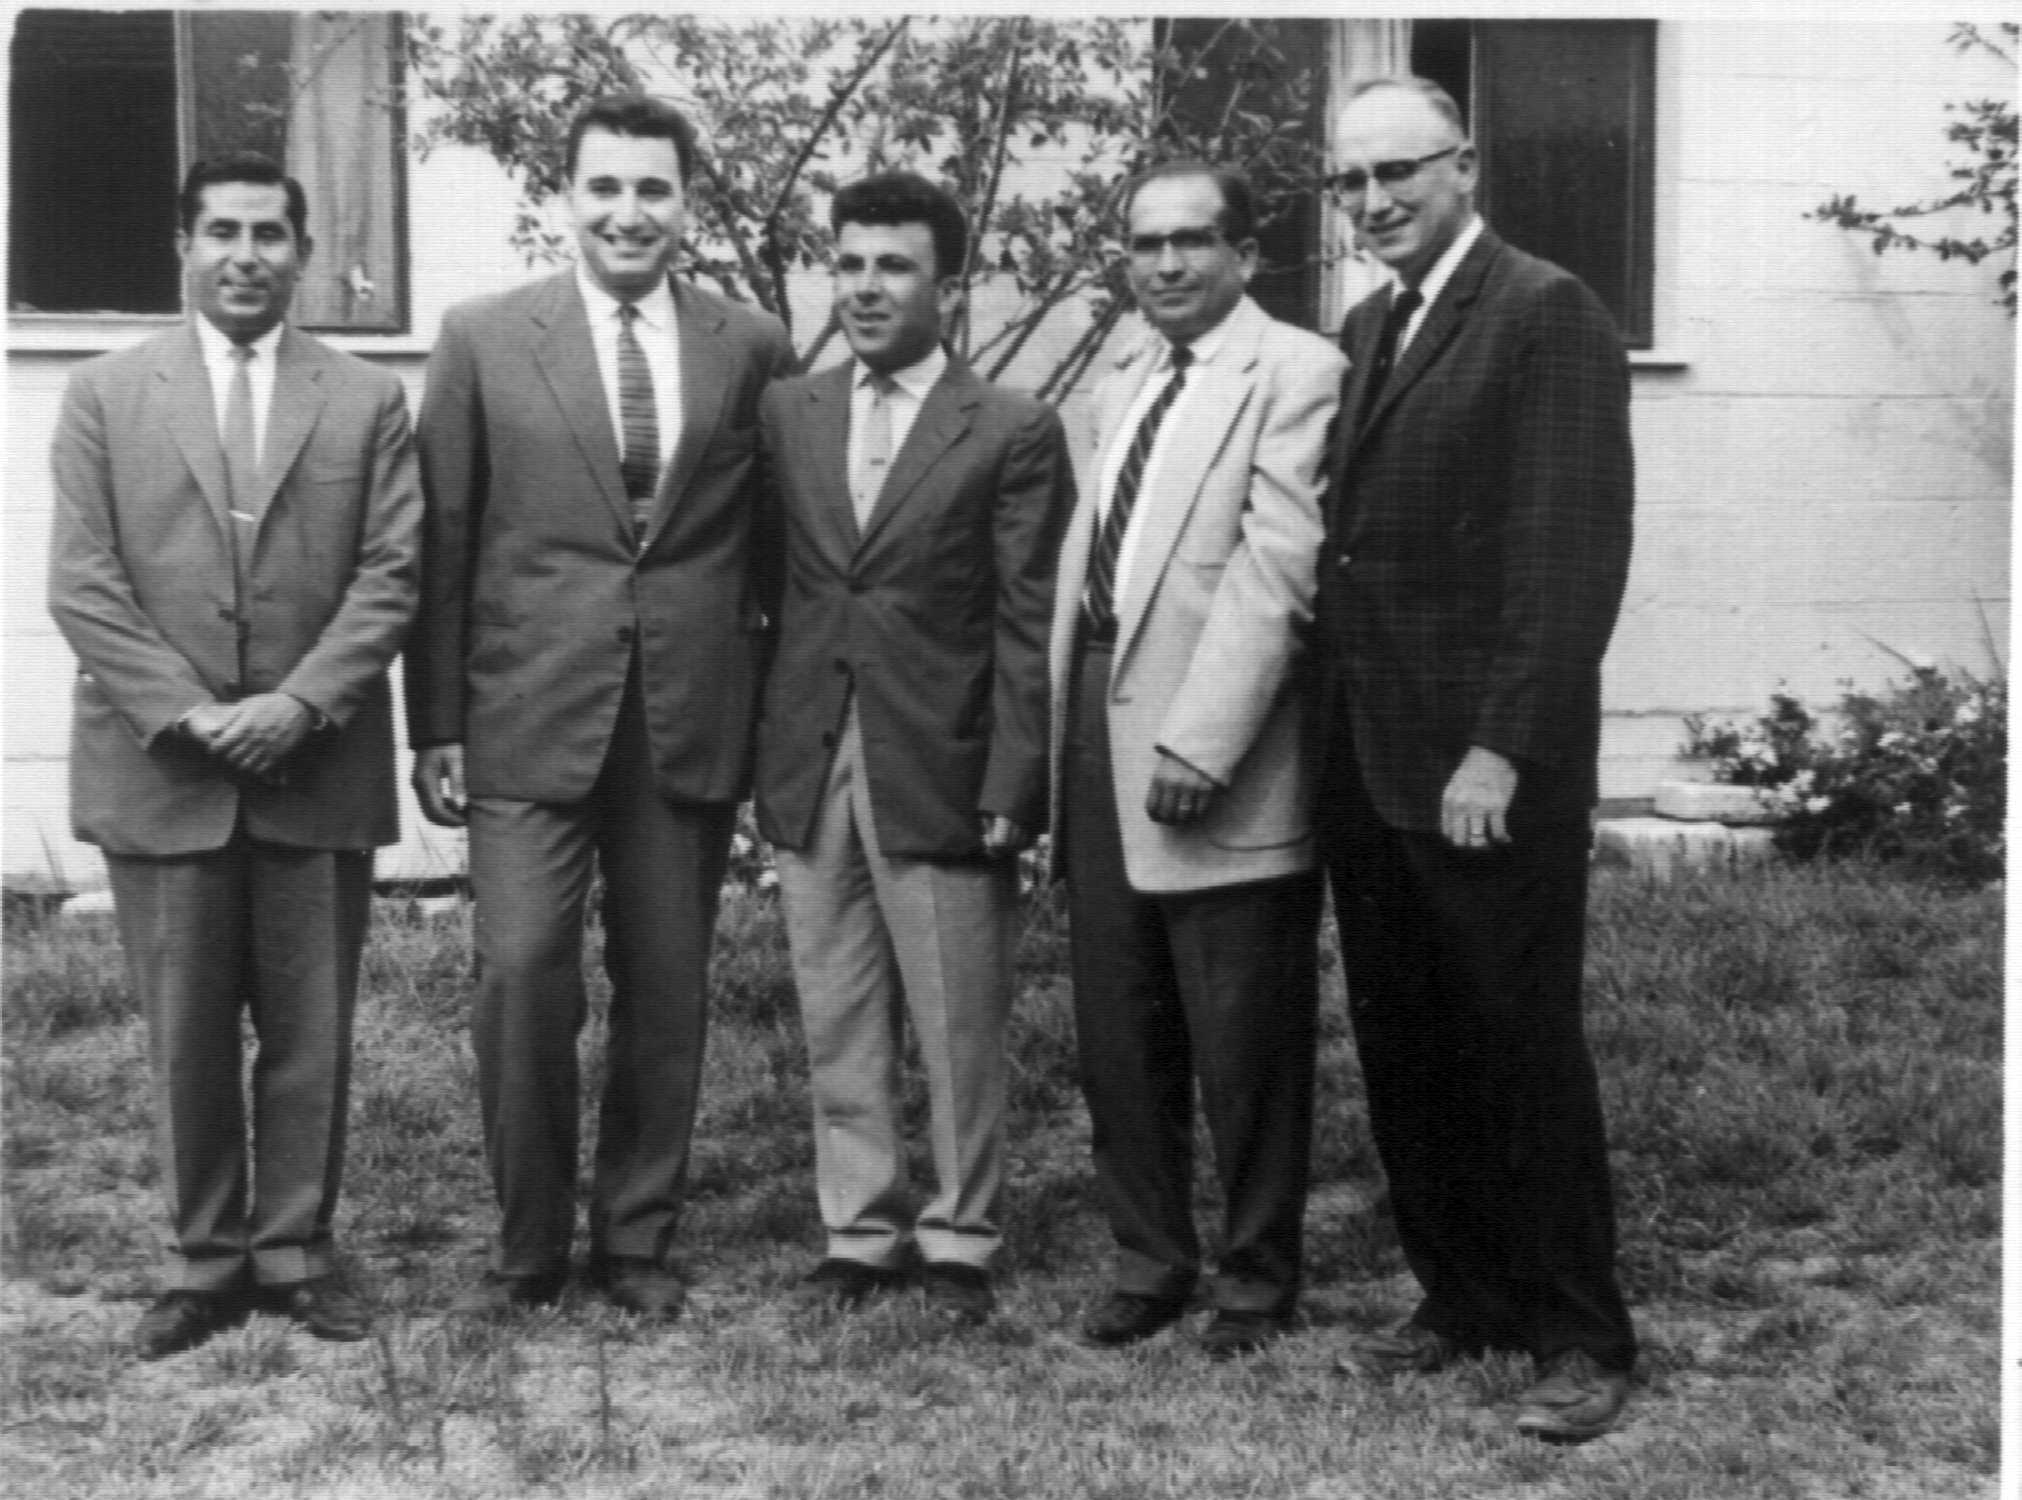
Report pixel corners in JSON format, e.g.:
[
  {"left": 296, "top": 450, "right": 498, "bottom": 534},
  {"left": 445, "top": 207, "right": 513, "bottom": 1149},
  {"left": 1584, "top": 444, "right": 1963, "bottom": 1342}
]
[{"left": 2, "top": 0, "right": 2009, "bottom": 1496}]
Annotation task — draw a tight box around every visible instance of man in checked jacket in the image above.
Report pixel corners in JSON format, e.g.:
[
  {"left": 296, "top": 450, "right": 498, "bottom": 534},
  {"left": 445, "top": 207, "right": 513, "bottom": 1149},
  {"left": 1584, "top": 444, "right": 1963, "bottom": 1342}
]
[{"left": 1314, "top": 77, "right": 1638, "bottom": 1441}]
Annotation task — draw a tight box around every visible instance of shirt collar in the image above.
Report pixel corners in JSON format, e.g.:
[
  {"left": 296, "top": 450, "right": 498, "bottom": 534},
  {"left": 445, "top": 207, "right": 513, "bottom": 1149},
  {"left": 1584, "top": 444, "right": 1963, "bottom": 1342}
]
[
  {"left": 1174, "top": 309, "right": 1235, "bottom": 368},
  {"left": 576, "top": 266, "right": 678, "bottom": 333},
  {"left": 1410, "top": 214, "right": 1485, "bottom": 315},
  {"left": 854, "top": 344, "right": 948, "bottom": 402},
  {"left": 193, "top": 315, "right": 284, "bottom": 366}
]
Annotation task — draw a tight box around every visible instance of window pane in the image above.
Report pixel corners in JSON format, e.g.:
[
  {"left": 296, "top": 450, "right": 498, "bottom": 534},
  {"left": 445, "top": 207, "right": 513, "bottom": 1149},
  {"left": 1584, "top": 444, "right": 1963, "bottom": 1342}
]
[
  {"left": 8, "top": 10, "right": 406, "bottom": 331},
  {"left": 1152, "top": 18, "right": 1330, "bottom": 334},
  {"left": 1471, "top": 21, "right": 1655, "bottom": 346},
  {"left": 284, "top": 14, "right": 406, "bottom": 331},
  {"left": 184, "top": 11, "right": 293, "bottom": 161},
  {"left": 9, "top": 10, "right": 180, "bottom": 315}
]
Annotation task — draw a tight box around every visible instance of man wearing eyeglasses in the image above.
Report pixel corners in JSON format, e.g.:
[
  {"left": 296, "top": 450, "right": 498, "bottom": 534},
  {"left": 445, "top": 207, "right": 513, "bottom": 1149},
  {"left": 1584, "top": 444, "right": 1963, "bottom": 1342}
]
[
  {"left": 1314, "top": 77, "right": 1637, "bottom": 1440},
  {"left": 1046, "top": 161, "right": 1344, "bottom": 1359}
]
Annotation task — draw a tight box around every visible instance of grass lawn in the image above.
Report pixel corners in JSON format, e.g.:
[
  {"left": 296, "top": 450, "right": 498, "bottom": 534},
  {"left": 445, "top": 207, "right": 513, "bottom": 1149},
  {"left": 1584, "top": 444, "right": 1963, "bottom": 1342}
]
[{"left": 0, "top": 860, "right": 2000, "bottom": 1499}]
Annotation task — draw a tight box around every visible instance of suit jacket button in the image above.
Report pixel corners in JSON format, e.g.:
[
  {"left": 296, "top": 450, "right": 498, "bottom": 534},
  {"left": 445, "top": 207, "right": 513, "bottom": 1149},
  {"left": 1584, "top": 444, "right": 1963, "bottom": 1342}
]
[
  {"left": 217, "top": 606, "right": 236, "bottom": 622},
  {"left": 821, "top": 731, "right": 836, "bottom": 749},
  {"left": 616, "top": 626, "right": 635, "bottom": 644},
  {"left": 833, "top": 659, "right": 849, "bottom": 675},
  {"left": 1336, "top": 553, "right": 1352, "bottom": 570}
]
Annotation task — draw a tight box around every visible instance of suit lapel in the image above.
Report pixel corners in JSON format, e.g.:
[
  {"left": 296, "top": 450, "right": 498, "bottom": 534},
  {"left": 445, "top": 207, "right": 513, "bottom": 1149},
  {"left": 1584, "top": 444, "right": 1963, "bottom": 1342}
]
[
  {"left": 799, "top": 364, "right": 859, "bottom": 560},
  {"left": 1090, "top": 337, "right": 1157, "bottom": 481},
  {"left": 856, "top": 359, "right": 978, "bottom": 555},
  {"left": 158, "top": 327, "right": 233, "bottom": 544},
  {"left": 249, "top": 327, "right": 329, "bottom": 525},
  {"left": 532, "top": 276, "right": 632, "bottom": 533},
  {"left": 1364, "top": 231, "right": 1500, "bottom": 434},
  {"left": 644, "top": 278, "right": 735, "bottom": 549},
  {"left": 1332, "top": 297, "right": 1386, "bottom": 472},
  {"left": 1114, "top": 305, "right": 1260, "bottom": 661}
]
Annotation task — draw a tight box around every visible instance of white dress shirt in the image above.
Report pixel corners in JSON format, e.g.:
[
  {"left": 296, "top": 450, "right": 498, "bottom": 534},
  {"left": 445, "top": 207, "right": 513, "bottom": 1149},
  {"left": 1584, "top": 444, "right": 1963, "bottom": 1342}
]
[
  {"left": 849, "top": 345, "right": 948, "bottom": 489},
  {"left": 576, "top": 268, "right": 683, "bottom": 471},
  {"left": 1092, "top": 316, "right": 1232, "bottom": 611},
  {"left": 1397, "top": 213, "right": 1485, "bottom": 353},
  {"left": 194, "top": 316, "right": 283, "bottom": 470}
]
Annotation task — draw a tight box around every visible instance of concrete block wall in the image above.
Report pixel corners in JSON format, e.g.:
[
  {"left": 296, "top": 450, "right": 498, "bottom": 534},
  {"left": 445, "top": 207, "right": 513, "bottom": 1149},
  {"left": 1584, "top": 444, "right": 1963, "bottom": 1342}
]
[{"left": 1600, "top": 19, "right": 2013, "bottom": 799}]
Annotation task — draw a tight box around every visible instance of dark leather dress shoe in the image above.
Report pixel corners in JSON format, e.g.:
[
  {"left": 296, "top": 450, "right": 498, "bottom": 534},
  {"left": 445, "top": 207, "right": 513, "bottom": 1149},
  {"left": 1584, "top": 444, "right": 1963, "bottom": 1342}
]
[
  {"left": 1337, "top": 1318, "right": 1474, "bottom": 1378},
  {"left": 803, "top": 1256, "right": 909, "bottom": 1309},
  {"left": 1514, "top": 1350, "right": 1631, "bottom": 1442},
  {"left": 1080, "top": 1291, "right": 1187, "bottom": 1348},
  {"left": 274, "top": 1276, "right": 370, "bottom": 1341},
  {"left": 450, "top": 1270, "right": 567, "bottom": 1317},
  {"left": 132, "top": 1288, "right": 249, "bottom": 1361},
  {"left": 604, "top": 1259, "right": 687, "bottom": 1319},
  {"left": 921, "top": 1262, "right": 994, "bottom": 1324},
  {"left": 1200, "top": 1307, "right": 1288, "bottom": 1361}
]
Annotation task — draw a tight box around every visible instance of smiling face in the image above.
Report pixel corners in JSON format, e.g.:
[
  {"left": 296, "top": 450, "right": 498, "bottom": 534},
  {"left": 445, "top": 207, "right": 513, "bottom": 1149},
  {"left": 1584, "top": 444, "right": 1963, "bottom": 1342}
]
[
  {"left": 1333, "top": 85, "right": 1477, "bottom": 287},
  {"left": 1124, "top": 172, "right": 1256, "bottom": 346},
  {"left": 179, "top": 181, "right": 309, "bottom": 343},
  {"left": 833, "top": 219, "right": 958, "bottom": 374},
  {"left": 567, "top": 127, "right": 686, "bottom": 301}
]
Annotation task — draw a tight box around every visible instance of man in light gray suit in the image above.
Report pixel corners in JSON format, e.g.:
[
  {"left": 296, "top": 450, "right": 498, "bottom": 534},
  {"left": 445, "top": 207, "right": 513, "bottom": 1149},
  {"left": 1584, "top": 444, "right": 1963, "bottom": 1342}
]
[{"left": 48, "top": 152, "right": 420, "bottom": 1359}]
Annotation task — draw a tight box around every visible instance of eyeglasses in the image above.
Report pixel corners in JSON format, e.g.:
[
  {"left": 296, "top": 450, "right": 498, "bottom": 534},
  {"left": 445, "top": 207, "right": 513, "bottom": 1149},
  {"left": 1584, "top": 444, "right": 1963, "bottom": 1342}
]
[
  {"left": 1324, "top": 146, "right": 1461, "bottom": 199},
  {"left": 1126, "top": 226, "right": 1227, "bottom": 261}
]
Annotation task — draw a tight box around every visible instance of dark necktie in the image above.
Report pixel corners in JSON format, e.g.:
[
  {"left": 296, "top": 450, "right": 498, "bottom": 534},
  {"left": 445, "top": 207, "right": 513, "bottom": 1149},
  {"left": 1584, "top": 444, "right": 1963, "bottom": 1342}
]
[
  {"left": 1083, "top": 343, "right": 1193, "bottom": 635},
  {"left": 1355, "top": 284, "right": 1423, "bottom": 432},
  {"left": 616, "top": 303, "right": 660, "bottom": 538}
]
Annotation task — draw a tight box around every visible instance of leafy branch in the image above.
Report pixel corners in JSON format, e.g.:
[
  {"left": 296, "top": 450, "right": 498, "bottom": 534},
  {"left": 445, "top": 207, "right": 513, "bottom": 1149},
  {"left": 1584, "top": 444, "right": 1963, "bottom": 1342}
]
[{"left": 1810, "top": 23, "right": 2018, "bottom": 312}]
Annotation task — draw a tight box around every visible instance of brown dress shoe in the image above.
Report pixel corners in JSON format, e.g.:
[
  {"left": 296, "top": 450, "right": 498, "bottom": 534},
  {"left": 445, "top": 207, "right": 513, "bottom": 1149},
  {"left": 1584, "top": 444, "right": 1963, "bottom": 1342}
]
[
  {"left": 1514, "top": 1350, "right": 1631, "bottom": 1442},
  {"left": 274, "top": 1276, "right": 371, "bottom": 1341},
  {"left": 1337, "top": 1318, "right": 1474, "bottom": 1378},
  {"left": 450, "top": 1270, "right": 567, "bottom": 1317},
  {"left": 1199, "top": 1308, "right": 1288, "bottom": 1361},
  {"left": 132, "top": 1288, "right": 248, "bottom": 1361},
  {"left": 1080, "top": 1291, "right": 1187, "bottom": 1348},
  {"left": 803, "top": 1257, "right": 909, "bottom": 1310},
  {"left": 604, "top": 1259, "right": 687, "bottom": 1319},
  {"left": 920, "top": 1262, "right": 994, "bottom": 1324}
]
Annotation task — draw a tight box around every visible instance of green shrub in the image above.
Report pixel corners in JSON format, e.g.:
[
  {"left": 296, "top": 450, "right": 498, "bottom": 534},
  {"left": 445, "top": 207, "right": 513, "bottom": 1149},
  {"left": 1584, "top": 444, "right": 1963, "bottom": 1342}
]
[{"left": 1683, "top": 664, "right": 2006, "bottom": 885}]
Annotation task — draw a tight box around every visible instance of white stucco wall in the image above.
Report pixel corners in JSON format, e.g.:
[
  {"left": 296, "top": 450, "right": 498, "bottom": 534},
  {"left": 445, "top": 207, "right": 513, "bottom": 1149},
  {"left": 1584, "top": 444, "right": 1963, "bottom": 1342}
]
[
  {"left": 1600, "top": 19, "right": 2013, "bottom": 795},
  {"left": 5, "top": 18, "right": 2013, "bottom": 884}
]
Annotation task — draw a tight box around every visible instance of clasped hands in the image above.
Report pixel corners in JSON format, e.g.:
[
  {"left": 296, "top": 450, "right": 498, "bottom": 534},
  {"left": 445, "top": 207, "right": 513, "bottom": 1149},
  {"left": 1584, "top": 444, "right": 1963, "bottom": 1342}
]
[{"left": 181, "top": 693, "right": 316, "bottom": 783}]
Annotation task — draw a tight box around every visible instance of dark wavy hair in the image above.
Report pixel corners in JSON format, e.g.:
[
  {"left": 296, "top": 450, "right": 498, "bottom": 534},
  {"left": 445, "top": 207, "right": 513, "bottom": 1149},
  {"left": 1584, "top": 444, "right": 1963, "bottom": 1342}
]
[
  {"left": 565, "top": 93, "right": 699, "bottom": 185},
  {"left": 832, "top": 171, "right": 970, "bottom": 282},
  {"left": 178, "top": 153, "right": 307, "bottom": 242}
]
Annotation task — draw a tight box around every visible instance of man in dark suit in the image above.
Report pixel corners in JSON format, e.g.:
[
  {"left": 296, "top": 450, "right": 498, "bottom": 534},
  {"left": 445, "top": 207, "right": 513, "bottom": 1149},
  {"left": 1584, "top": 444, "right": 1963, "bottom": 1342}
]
[
  {"left": 754, "top": 172, "right": 1072, "bottom": 1322},
  {"left": 1315, "top": 77, "right": 1638, "bottom": 1439},
  {"left": 47, "top": 152, "right": 420, "bottom": 1358},
  {"left": 1048, "top": 163, "right": 1343, "bottom": 1359},
  {"left": 407, "top": 94, "right": 795, "bottom": 1318}
]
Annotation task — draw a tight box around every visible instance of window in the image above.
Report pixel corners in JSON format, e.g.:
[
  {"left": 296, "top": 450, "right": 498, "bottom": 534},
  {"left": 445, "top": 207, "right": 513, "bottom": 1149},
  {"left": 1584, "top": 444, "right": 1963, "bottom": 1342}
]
[
  {"left": 1415, "top": 20, "right": 1656, "bottom": 348},
  {"left": 9, "top": 10, "right": 407, "bottom": 332},
  {"left": 1152, "top": 19, "right": 1332, "bottom": 335}
]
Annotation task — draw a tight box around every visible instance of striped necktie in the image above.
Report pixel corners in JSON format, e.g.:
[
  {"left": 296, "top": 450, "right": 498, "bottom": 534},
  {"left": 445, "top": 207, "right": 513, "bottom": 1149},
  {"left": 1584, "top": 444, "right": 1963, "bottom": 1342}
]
[
  {"left": 616, "top": 303, "right": 660, "bottom": 538},
  {"left": 1082, "top": 342, "right": 1192, "bottom": 636}
]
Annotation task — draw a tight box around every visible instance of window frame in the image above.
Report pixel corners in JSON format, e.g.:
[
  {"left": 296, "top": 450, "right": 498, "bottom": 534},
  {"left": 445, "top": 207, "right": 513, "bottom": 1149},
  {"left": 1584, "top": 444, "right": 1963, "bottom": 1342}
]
[{"left": 7, "top": 9, "right": 410, "bottom": 340}]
